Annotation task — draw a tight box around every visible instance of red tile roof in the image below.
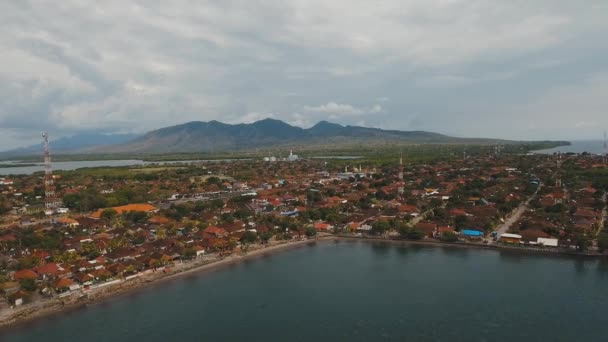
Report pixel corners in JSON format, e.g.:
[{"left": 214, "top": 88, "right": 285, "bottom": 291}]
[{"left": 13, "top": 269, "right": 38, "bottom": 280}]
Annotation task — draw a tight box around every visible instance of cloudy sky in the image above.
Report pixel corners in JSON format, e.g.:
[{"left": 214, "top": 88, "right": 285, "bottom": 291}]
[{"left": 1, "top": 1, "right": 607, "bottom": 149}]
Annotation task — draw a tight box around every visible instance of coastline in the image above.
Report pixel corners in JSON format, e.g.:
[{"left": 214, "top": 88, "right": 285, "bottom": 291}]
[
  {"left": 0, "top": 234, "right": 604, "bottom": 331},
  {"left": 336, "top": 235, "right": 606, "bottom": 258},
  {"left": 0, "top": 237, "right": 328, "bottom": 331}
]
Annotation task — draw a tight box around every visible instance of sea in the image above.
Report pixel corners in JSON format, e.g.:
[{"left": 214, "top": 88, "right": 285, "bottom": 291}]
[
  {"left": 0, "top": 156, "right": 359, "bottom": 175},
  {"left": 534, "top": 140, "right": 606, "bottom": 155},
  {"left": 2, "top": 241, "right": 608, "bottom": 342},
  {"left": 0, "top": 159, "right": 249, "bottom": 176}
]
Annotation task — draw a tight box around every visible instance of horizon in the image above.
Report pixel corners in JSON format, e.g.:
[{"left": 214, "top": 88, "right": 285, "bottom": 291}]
[
  {"left": 3, "top": 117, "right": 608, "bottom": 152},
  {"left": 1, "top": 1, "right": 607, "bottom": 148}
]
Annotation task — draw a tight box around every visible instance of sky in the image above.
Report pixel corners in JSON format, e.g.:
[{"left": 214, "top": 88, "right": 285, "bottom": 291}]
[{"left": 1, "top": 1, "right": 608, "bottom": 149}]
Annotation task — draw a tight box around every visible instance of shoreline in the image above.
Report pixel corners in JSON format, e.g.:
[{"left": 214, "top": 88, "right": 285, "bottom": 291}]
[
  {"left": 335, "top": 235, "right": 607, "bottom": 258},
  {"left": 0, "top": 234, "right": 604, "bottom": 331},
  {"left": 0, "top": 237, "right": 327, "bottom": 331}
]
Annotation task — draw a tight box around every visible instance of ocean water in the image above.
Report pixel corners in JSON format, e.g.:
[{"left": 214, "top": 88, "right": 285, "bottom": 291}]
[
  {"left": 2, "top": 241, "right": 608, "bottom": 342},
  {"left": 535, "top": 140, "right": 606, "bottom": 155},
  {"left": 0, "top": 159, "right": 249, "bottom": 175}
]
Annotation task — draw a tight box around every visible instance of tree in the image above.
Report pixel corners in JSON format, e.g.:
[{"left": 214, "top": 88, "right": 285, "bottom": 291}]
[
  {"left": 440, "top": 231, "right": 458, "bottom": 242},
  {"left": 20, "top": 278, "right": 37, "bottom": 292},
  {"left": 573, "top": 234, "right": 591, "bottom": 252},
  {"left": 123, "top": 210, "right": 148, "bottom": 224},
  {"left": 260, "top": 232, "right": 273, "bottom": 244},
  {"left": 454, "top": 215, "right": 467, "bottom": 230},
  {"left": 406, "top": 228, "right": 425, "bottom": 240},
  {"left": 241, "top": 231, "right": 258, "bottom": 245},
  {"left": 100, "top": 208, "right": 118, "bottom": 221},
  {"left": 371, "top": 221, "right": 390, "bottom": 235},
  {"left": 183, "top": 248, "right": 196, "bottom": 260},
  {"left": 397, "top": 224, "right": 411, "bottom": 238},
  {"left": 305, "top": 227, "right": 317, "bottom": 237},
  {"left": 598, "top": 233, "right": 608, "bottom": 253}
]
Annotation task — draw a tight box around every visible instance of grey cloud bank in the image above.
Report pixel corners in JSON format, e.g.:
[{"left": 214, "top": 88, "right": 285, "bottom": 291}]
[{"left": 0, "top": 0, "right": 607, "bottom": 149}]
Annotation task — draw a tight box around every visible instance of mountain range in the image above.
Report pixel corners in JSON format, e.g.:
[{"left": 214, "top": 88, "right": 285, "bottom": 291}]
[
  {"left": 99, "top": 118, "right": 512, "bottom": 153},
  {"left": 1, "top": 119, "right": 564, "bottom": 156}
]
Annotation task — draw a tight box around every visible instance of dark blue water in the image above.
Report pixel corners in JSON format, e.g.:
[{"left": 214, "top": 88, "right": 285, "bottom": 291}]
[{"left": 3, "top": 241, "right": 608, "bottom": 341}]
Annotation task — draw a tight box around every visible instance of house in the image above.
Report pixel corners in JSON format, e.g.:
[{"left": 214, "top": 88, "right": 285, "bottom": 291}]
[
  {"left": 437, "top": 226, "right": 455, "bottom": 234},
  {"left": 537, "top": 237, "right": 559, "bottom": 247},
  {"left": 13, "top": 269, "right": 38, "bottom": 281},
  {"left": 54, "top": 278, "right": 75, "bottom": 292},
  {"left": 499, "top": 233, "right": 522, "bottom": 244},
  {"left": 56, "top": 217, "right": 80, "bottom": 228},
  {"left": 314, "top": 222, "right": 334, "bottom": 232},
  {"left": 414, "top": 222, "right": 437, "bottom": 238},
  {"left": 34, "top": 263, "right": 62, "bottom": 280},
  {"left": 0, "top": 281, "right": 20, "bottom": 295},
  {"left": 203, "top": 226, "right": 228, "bottom": 238}
]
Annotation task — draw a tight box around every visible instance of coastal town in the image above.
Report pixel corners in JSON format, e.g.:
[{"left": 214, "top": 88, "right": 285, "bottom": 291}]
[{"left": 0, "top": 149, "right": 607, "bottom": 325}]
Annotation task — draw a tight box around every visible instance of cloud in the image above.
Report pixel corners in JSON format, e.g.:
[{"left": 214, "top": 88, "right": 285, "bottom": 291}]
[
  {"left": 303, "top": 102, "right": 382, "bottom": 117},
  {"left": 0, "top": 1, "right": 607, "bottom": 148},
  {"left": 230, "top": 112, "right": 275, "bottom": 124}
]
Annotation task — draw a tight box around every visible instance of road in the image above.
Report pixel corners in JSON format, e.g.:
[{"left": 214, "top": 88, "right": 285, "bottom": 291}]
[{"left": 489, "top": 183, "right": 543, "bottom": 243}]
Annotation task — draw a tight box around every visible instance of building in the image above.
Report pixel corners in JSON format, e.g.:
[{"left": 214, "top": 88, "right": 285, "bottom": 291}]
[
  {"left": 462, "top": 230, "right": 484, "bottom": 238},
  {"left": 499, "top": 233, "right": 522, "bottom": 244},
  {"left": 537, "top": 237, "right": 559, "bottom": 247},
  {"left": 287, "top": 150, "right": 299, "bottom": 162}
]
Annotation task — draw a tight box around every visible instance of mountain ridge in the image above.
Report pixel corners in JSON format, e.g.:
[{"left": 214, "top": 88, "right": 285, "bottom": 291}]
[{"left": 97, "top": 118, "right": 510, "bottom": 154}]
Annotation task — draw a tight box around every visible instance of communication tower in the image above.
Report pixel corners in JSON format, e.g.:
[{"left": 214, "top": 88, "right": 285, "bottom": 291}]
[
  {"left": 42, "top": 132, "right": 61, "bottom": 212},
  {"left": 604, "top": 131, "right": 608, "bottom": 164},
  {"left": 398, "top": 152, "right": 404, "bottom": 198},
  {"left": 555, "top": 152, "right": 562, "bottom": 188}
]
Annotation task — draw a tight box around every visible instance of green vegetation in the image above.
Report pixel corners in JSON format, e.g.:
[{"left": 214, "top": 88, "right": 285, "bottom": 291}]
[{"left": 440, "top": 231, "right": 459, "bottom": 242}]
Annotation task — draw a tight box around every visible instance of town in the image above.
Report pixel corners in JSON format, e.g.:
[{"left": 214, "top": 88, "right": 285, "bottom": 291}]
[{"left": 0, "top": 148, "right": 607, "bottom": 322}]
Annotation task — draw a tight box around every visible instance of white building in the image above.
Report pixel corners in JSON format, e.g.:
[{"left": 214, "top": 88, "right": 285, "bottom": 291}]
[
  {"left": 537, "top": 237, "right": 559, "bottom": 247},
  {"left": 287, "top": 149, "right": 299, "bottom": 162}
]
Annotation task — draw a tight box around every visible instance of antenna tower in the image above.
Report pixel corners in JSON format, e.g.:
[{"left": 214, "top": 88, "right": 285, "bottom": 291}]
[
  {"left": 604, "top": 131, "right": 608, "bottom": 164},
  {"left": 398, "top": 151, "right": 404, "bottom": 198},
  {"left": 42, "top": 132, "right": 61, "bottom": 211},
  {"left": 555, "top": 152, "right": 562, "bottom": 188}
]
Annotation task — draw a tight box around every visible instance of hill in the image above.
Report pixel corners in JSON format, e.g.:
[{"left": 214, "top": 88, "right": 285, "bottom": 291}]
[{"left": 98, "top": 118, "right": 522, "bottom": 154}]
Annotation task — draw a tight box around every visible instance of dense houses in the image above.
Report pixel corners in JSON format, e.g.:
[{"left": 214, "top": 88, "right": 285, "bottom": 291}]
[{"left": 0, "top": 152, "right": 606, "bottom": 308}]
